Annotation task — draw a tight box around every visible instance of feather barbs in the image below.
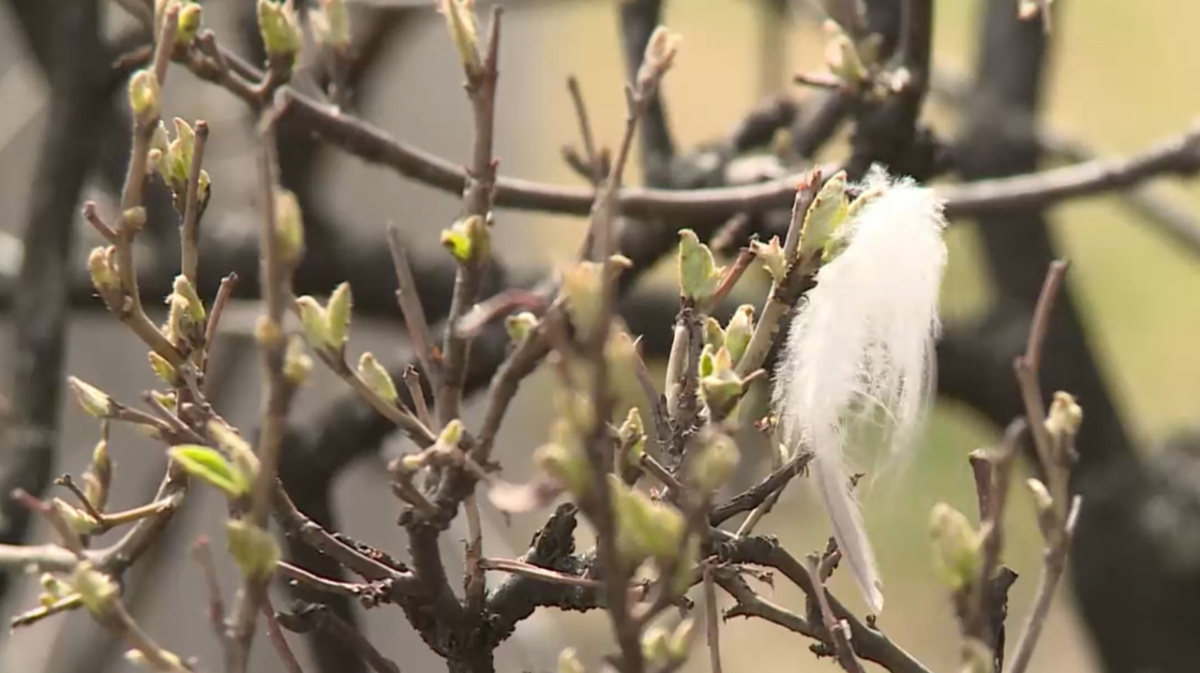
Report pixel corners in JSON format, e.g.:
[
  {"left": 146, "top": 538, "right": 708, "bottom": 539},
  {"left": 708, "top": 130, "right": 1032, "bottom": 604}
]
[{"left": 771, "top": 166, "right": 948, "bottom": 613}]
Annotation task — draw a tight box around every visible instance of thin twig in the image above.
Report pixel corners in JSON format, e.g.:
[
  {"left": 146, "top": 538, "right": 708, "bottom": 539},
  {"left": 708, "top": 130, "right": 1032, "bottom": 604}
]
[
  {"left": 180, "top": 120, "right": 209, "bottom": 285},
  {"left": 386, "top": 225, "right": 442, "bottom": 394},
  {"left": 437, "top": 6, "right": 504, "bottom": 426},
  {"left": 703, "top": 563, "right": 724, "bottom": 673},
  {"left": 263, "top": 596, "right": 307, "bottom": 673},
  {"left": 191, "top": 536, "right": 228, "bottom": 647},
  {"left": 229, "top": 108, "right": 294, "bottom": 673},
  {"left": 1005, "top": 496, "right": 1081, "bottom": 673},
  {"left": 202, "top": 272, "right": 240, "bottom": 381},
  {"left": 479, "top": 557, "right": 604, "bottom": 590},
  {"left": 566, "top": 75, "right": 604, "bottom": 185},
  {"left": 807, "top": 556, "right": 865, "bottom": 673},
  {"left": 1013, "top": 261, "right": 1069, "bottom": 474}
]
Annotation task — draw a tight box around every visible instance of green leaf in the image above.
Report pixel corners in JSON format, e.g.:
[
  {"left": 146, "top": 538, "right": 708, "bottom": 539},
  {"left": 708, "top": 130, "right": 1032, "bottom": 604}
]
[{"left": 169, "top": 445, "right": 249, "bottom": 498}]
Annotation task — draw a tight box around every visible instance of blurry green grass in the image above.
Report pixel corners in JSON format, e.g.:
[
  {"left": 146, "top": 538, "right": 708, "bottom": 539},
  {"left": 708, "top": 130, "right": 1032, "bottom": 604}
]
[{"left": 499, "top": 0, "right": 1200, "bottom": 670}]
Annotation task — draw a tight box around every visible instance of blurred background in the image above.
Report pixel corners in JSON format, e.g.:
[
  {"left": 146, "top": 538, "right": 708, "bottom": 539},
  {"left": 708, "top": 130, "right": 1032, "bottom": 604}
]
[{"left": 1, "top": 1, "right": 1198, "bottom": 672}]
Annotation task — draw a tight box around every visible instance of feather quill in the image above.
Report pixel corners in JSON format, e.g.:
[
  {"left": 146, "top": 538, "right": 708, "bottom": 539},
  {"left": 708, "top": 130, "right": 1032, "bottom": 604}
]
[{"left": 772, "top": 166, "right": 947, "bottom": 613}]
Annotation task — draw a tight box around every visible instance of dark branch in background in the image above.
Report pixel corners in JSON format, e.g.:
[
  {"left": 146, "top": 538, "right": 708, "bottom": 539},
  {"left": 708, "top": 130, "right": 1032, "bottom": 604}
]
[
  {"left": 928, "top": 68, "right": 1200, "bottom": 256},
  {"left": 947, "top": 0, "right": 1131, "bottom": 468},
  {"left": 845, "top": 0, "right": 938, "bottom": 179},
  {"left": 0, "top": 0, "right": 104, "bottom": 602}
]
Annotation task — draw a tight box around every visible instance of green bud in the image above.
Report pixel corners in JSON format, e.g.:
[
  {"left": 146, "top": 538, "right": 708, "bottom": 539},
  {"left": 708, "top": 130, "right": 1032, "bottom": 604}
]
[
  {"left": 85, "top": 432, "right": 112, "bottom": 511},
  {"left": 504, "top": 311, "right": 538, "bottom": 344},
  {"left": 358, "top": 352, "right": 399, "bottom": 405},
  {"left": 561, "top": 262, "right": 603, "bottom": 341},
  {"left": 612, "top": 477, "right": 686, "bottom": 566},
  {"left": 68, "top": 377, "right": 115, "bottom": 419},
  {"left": 666, "top": 618, "right": 695, "bottom": 661},
  {"left": 40, "top": 573, "right": 69, "bottom": 600},
  {"left": 1045, "top": 391, "right": 1083, "bottom": 440},
  {"left": 724, "top": 305, "right": 754, "bottom": 365},
  {"left": 642, "top": 627, "right": 670, "bottom": 667},
  {"left": 172, "top": 274, "right": 206, "bottom": 326},
  {"left": 440, "top": 215, "right": 489, "bottom": 264},
  {"left": 54, "top": 498, "right": 100, "bottom": 535},
  {"left": 606, "top": 329, "right": 642, "bottom": 412},
  {"left": 687, "top": 431, "right": 740, "bottom": 493},
  {"left": 274, "top": 189, "right": 305, "bottom": 268},
  {"left": 326, "top": 282, "right": 353, "bottom": 352},
  {"left": 123, "top": 206, "right": 148, "bottom": 232},
  {"left": 750, "top": 236, "right": 787, "bottom": 284},
  {"left": 148, "top": 351, "right": 179, "bottom": 386},
  {"left": 151, "top": 390, "right": 177, "bottom": 413},
  {"left": 800, "top": 170, "right": 848, "bottom": 255},
  {"left": 437, "top": 0, "right": 481, "bottom": 75},
  {"left": 311, "top": 0, "right": 351, "bottom": 52},
  {"left": 823, "top": 20, "right": 868, "bottom": 86},
  {"left": 88, "top": 246, "right": 120, "bottom": 293},
  {"left": 557, "top": 648, "right": 585, "bottom": 673},
  {"left": 128, "top": 70, "right": 161, "bottom": 127},
  {"left": 226, "top": 520, "right": 280, "bottom": 581},
  {"left": 177, "top": 3, "right": 203, "bottom": 44},
  {"left": 283, "top": 335, "right": 312, "bottom": 386},
  {"left": 703, "top": 317, "right": 725, "bottom": 351},
  {"left": 438, "top": 419, "right": 465, "bottom": 447},
  {"left": 534, "top": 441, "right": 591, "bottom": 498},
  {"left": 677, "top": 229, "right": 721, "bottom": 304},
  {"left": 295, "top": 296, "right": 331, "bottom": 352},
  {"left": 207, "top": 421, "right": 261, "bottom": 487},
  {"left": 257, "top": 0, "right": 302, "bottom": 68},
  {"left": 164, "top": 118, "right": 196, "bottom": 190},
  {"left": 930, "top": 503, "right": 982, "bottom": 591},
  {"left": 617, "top": 407, "right": 646, "bottom": 471},
  {"left": 70, "top": 562, "right": 118, "bottom": 616}
]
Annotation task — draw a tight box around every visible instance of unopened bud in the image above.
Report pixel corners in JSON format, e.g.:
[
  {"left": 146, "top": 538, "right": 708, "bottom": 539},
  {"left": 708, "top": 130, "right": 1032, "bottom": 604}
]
[
  {"left": 274, "top": 189, "right": 305, "bottom": 268},
  {"left": 358, "top": 352, "right": 399, "bottom": 405},
  {"left": 724, "top": 305, "right": 754, "bottom": 365},
  {"left": 257, "top": 0, "right": 302, "bottom": 69},
  {"left": 68, "top": 377, "right": 115, "bottom": 418},
  {"left": 311, "top": 0, "right": 350, "bottom": 52},
  {"left": 70, "top": 562, "right": 119, "bottom": 616},
  {"left": 677, "top": 229, "right": 721, "bottom": 304},
  {"left": 505, "top": 311, "right": 538, "bottom": 344},
  {"left": 88, "top": 247, "right": 120, "bottom": 293},
  {"left": 226, "top": 520, "right": 280, "bottom": 580},
  {"left": 326, "top": 282, "right": 353, "bottom": 352},
  {"left": 128, "top": 70, "right": 161, "bottom": 127},
  {"left": 283, "top": 335, "right": 312, "bottom": 386},
  {"left": 440, "top": 215, "right": 489, "bottom": 264},
  {"left": 295, "top": 296, "right": 331, "bottom": 352},
  {"left": 930, "top": 503, "right": 982, "bottom": 591},
  {"left": 437, "top": 0, "right": 481, "bottom": 75}
]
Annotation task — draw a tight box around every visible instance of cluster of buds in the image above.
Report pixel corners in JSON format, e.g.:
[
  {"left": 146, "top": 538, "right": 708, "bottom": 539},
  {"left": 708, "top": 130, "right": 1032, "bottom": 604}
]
[
  {"left": 296, "top": 282, "right": 353, "bottom": 360},
  {"left": 257, "top": 0, "right": 303, "bottom": 71},
  {"left": 156, "top": 0, "right": 203, "bottom": 47},
  {"left": 441, "top": 214, "right": 491, "bottom": 265},
  {"left": 148, "top": 118, "right": 211, "bottom": 213},
  {"left": 698, "top": 306, "right": 756, "bottom": 414},
  {"left": 310, "top": 0, "right": 351, "bottom": 55},
  {"left": 641, "top": 619, "right": 695, "bottom": 671}
]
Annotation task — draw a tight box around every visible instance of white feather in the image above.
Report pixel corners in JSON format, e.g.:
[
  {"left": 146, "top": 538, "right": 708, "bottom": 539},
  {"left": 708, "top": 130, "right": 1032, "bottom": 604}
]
[{"left": 772, "top": 166, "right": 947, "bottom": 613}]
